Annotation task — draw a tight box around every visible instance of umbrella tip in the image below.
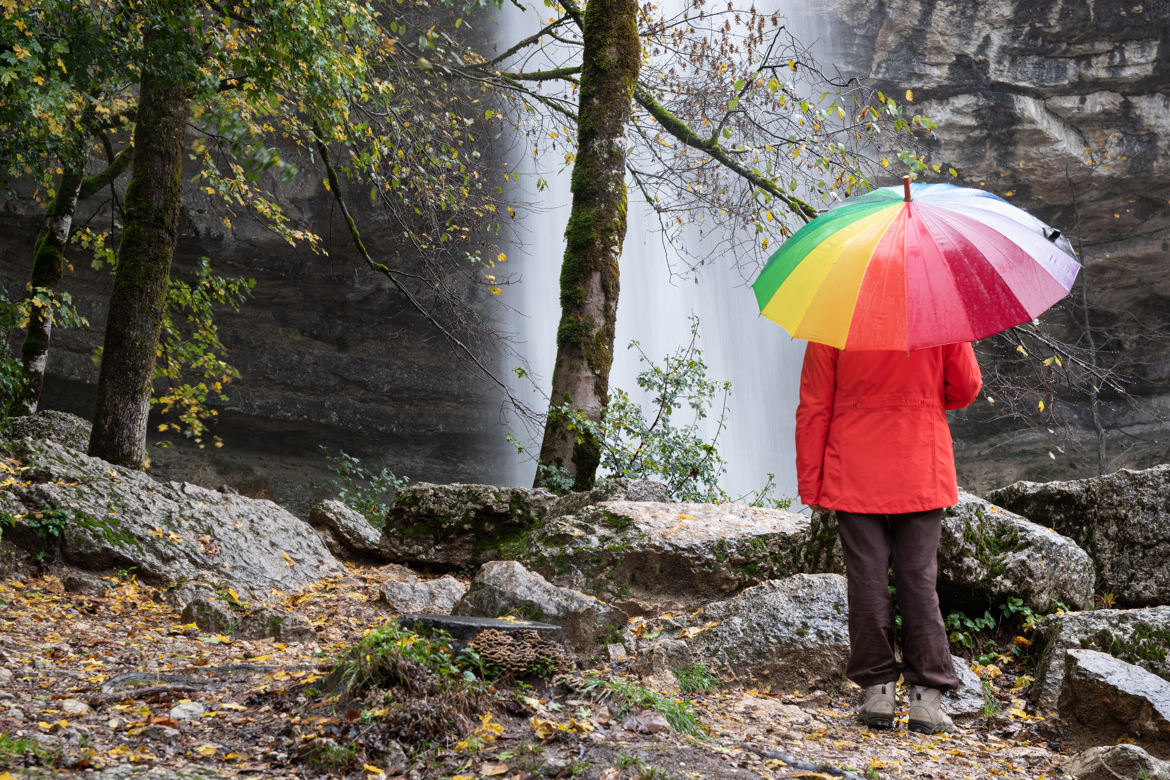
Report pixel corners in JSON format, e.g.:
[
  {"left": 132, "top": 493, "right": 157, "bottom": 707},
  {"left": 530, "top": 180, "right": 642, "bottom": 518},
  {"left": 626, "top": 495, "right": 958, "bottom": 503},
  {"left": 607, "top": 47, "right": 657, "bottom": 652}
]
[{"left": 903, "top": 175, "right": 912, "bottom": 202}]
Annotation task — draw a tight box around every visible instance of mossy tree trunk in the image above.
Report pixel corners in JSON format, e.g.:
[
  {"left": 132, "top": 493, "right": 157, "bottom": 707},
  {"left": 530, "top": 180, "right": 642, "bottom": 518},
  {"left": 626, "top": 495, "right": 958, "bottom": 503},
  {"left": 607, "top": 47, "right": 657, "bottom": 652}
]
[
  {"left": 88, "top": 61, "right": 189, "bottom": 467},
  {"left": 17, "top": 168, "right": 85, "bottom": 416},
  {"left": 535, "top": 0, "right": 641, "bottom": 490},
  {"left": 19, "top": 146, "right": 131, "bottom": 416}
]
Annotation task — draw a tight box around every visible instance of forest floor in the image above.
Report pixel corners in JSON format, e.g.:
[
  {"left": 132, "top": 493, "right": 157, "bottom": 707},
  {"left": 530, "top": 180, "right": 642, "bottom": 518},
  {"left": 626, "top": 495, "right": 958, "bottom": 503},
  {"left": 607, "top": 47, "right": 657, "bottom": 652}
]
[{"left": 0, "top": 564, "right": 1078, "bottom": 780}]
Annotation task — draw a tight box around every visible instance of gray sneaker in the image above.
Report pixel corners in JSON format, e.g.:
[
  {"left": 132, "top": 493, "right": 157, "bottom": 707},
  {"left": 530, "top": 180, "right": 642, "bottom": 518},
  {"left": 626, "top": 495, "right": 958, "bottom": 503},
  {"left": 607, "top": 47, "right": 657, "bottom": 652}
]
[
  {"left": 859, "top": 681, "right": 896, "bottom": 729},
  {"left": 908, "top": 685, "right": 954, "bottom": 734}
]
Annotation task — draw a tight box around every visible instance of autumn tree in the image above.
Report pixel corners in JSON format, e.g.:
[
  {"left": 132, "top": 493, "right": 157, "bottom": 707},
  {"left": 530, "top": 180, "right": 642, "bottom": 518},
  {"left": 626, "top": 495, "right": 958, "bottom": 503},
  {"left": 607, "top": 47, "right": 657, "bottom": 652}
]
[{"left": 3, "top": 0, "right": 509, "bottom": 465}]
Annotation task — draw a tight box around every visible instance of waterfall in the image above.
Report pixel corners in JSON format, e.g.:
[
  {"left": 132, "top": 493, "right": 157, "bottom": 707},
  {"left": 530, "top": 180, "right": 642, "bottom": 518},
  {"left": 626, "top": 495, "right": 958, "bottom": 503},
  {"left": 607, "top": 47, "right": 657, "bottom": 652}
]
[{"left": 493, "top": 3, "right": 841, "bottom": 503}]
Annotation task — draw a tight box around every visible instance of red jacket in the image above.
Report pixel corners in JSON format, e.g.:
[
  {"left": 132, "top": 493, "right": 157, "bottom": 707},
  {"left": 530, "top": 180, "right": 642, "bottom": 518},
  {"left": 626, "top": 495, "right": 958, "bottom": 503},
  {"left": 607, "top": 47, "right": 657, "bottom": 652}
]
[{"left": 795, "top": 342, "right": 982, "bottom": 513}]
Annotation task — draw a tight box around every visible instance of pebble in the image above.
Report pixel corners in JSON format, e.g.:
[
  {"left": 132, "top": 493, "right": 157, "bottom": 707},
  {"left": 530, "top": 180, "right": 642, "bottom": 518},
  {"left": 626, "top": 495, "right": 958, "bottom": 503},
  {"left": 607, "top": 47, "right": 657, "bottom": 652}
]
[
  {"left": 0, "top": 668, "right": 12, "bottom": 684},
  {"left": 169, "top": 701, "right": 206, "bottom": 720},
  {"left": 61, "top": 698, "right": 91, "bottom": 716}
]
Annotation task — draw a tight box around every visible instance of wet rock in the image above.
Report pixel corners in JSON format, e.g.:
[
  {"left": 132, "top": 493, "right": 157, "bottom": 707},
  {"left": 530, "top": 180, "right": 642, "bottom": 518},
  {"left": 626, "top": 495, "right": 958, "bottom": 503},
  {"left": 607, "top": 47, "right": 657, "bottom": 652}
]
[
  {"left": 1063, "top": 744, "right": 1170, "bottom": 780},
  {"left": 940, "top": 492, "right": 1094, "bottom": 612},
  {"left": 796, "top": 492, "right": 1094, "bottom": 613},
  {"left": 947, "top": 656, "right": 989, "bottom": 721},
  {"left": 1031, "top": 606, "right": 1170, "bottom": 713},
  {"left": 1056, "top": 648, "right": 1170, "bottom": 759},
  {"left": 379, "top": 573, "right": 467, "bottom": 615},
  {"left": 453, "top": 560, "right": 624, "bottom": 664},
  {"left": 989, "top": 466, "right": 1170, "bottom": 607},
  {"left": 661, "top": 574, "right": 851, "bottom": 691},
  {"left": 308, "top": 499, "right": 383, "bottom": 560},
  {"left": 2, "top": 438, "right": 345, "bottom": 600},
  {"left": 523, "top": 500, "right": 810, "bottom": 611},
  {"left": 380, "top": 483, "right": 555, "bottom": 571}
]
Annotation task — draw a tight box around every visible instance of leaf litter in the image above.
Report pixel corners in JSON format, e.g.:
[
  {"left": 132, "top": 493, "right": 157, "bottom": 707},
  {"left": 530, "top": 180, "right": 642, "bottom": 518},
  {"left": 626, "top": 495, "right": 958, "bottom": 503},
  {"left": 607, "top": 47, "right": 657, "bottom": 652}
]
[{"left": 0, "top": 565, "right": 1077, "bottom": 778}]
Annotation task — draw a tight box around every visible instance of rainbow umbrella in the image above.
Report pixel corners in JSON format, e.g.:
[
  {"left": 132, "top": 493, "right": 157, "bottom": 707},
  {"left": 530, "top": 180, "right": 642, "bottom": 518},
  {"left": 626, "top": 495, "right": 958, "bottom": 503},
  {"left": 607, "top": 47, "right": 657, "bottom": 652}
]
[{"left": 752, "top": 178, "right": 1081, "bottom": 351}]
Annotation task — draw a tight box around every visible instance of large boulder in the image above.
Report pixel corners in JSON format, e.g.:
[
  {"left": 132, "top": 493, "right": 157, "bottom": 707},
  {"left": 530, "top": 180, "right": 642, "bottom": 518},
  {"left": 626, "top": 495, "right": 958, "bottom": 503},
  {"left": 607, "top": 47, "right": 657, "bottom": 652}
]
[
  {"left": 1031, "top": 606, "right": 1170, "bottom": 713},
  {"left": 795, "top": 491, "right": 1094, "bottom": 613},
  {"left": 988, "top": 466, "right": 1170, "bottom": 607},
  {"left": 308, "top": 499, "right": 382, "bottom": 560},
  {"left": 453, "top": 560, "right": 625, "bottom": 665},
  {"left": 379, "top": 573, "right": 468, "bottom": 615},
  {"left": 1, "top": 438, "right": 345, "bottom": 600},
  {"left": 522, "top": 500, "right": 810, "bottom": 612},
  {"left": 379, "top": 483, "right": 555, "bottom": 571},
  {"left": 647, "top": 574, "right": 852, "bottom": 691},
  {"left": 5, "top": 410, "right": 91, "bottom": 451},
  {"left": 1063, "top": 744, "right": 1170, "bottom": 780},
  {"left": 939, "top": 492, "right": 1094, "bottom": 612},
  {"left": 1055, "top": 649, "right": 1170, "bottom": 760}
]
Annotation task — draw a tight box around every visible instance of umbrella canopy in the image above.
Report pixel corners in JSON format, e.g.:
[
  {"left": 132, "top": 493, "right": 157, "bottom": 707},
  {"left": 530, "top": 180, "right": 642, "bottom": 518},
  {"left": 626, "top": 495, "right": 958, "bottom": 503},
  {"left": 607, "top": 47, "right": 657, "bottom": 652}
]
[{"left": 752, "top": 178, "right": 1082, "bottom": 351}]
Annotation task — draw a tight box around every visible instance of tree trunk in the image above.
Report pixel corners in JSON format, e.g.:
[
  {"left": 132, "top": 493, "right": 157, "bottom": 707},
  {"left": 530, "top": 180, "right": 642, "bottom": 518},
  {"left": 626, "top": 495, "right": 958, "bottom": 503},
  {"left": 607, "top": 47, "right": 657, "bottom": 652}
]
[
  {"left": 88, "top": 66, "right": 189, "bottom": 467},
  {"left": 17, "top": 169, "right": 85, "bottom": 416},
  {"left": 535, "top": 0, "right": 640, "bottom": 490}
]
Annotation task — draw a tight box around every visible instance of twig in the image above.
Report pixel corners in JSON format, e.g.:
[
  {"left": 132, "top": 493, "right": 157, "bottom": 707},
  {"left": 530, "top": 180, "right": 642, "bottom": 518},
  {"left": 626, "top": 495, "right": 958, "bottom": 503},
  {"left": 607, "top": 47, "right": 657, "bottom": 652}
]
[{"left": 740, "top": 744, "right": 869, "bottom": 780}]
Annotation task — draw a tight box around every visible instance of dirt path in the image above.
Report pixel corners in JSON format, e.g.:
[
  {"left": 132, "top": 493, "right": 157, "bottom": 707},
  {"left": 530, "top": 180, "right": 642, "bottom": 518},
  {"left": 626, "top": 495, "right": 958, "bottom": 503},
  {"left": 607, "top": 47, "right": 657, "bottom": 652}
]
[{"left": 0, "top": 567, "right": 1073, "bottom": 779}]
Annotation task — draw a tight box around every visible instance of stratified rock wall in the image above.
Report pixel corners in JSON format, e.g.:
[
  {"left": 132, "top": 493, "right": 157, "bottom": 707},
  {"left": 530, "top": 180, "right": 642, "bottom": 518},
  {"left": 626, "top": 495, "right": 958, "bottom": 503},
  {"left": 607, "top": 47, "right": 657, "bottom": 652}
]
[
  {"left": 0, "top": 143, "right": 510, "bottom": 511},
  {"left": 821, "top": 0, "right": 1170, "bottom": 489}
]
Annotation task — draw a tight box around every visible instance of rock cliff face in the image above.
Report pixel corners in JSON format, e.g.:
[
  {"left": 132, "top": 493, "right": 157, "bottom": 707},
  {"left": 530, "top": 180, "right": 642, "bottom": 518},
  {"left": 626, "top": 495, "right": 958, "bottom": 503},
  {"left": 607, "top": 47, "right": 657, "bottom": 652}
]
[
  {"left": 821, "top": 0, "right": 1170, "bottom": 490},
  {"left": 0, "top": 152, "right": 510, "bottom": 514}
]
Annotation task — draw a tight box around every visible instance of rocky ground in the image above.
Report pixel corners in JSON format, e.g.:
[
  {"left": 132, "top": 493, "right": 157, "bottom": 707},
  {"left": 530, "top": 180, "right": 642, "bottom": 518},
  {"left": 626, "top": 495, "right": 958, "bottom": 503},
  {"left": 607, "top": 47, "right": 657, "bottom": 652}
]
[{"left": 0, "top": 564, "right": 1077, "bottom": 780}]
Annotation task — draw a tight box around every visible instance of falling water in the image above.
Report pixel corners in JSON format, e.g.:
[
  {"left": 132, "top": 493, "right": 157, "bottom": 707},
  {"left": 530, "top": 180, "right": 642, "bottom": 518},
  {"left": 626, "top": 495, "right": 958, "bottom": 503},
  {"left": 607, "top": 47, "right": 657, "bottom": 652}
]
[{"left": 494, "top": 3, "right": 843, "bottom": 502}]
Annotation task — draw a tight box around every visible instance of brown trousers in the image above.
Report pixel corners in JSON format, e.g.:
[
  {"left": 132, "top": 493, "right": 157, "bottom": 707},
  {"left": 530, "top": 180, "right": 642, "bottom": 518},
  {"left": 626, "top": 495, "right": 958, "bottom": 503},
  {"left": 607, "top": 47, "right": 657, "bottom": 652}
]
[{"left": 836, "top": 509, "right": 958, "bottom": 690}]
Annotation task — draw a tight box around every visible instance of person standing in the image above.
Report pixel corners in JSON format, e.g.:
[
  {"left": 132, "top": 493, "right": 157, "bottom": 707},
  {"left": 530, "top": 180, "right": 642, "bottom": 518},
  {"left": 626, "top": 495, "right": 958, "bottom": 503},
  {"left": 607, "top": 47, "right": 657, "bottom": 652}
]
[{"left": 795, "top": 341, "right": 982, "bottom": 733}]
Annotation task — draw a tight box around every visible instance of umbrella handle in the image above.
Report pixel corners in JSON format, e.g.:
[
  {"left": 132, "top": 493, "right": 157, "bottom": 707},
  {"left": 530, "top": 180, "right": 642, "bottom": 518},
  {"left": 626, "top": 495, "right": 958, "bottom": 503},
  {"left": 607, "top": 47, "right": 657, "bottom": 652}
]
[{"left": 903, "top": 175, "right": 912, "bottom": 202}]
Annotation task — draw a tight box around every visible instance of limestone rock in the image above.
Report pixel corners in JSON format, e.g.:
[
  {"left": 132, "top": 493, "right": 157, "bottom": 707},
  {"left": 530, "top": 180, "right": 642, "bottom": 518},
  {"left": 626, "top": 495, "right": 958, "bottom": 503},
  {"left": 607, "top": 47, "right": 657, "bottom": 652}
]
[
  {"left": 1, "top": 438, "right": 345, "bottom": 600},
  {"left": 989, "top": 466, "right": 1170, "bottom": 606},
  {"left": 5, "top": 410, "right": 90, "bottom": 451},
  {"left": 664, "top": 574, "right": 851, "bottom": 691},
  {"left": 1056, "top": 648, "right": 1170, "bottom": 759},
  {"left": 548, "top": 478, "right": 673, "bottom": 519},
  {"left": 308, "top": 499, "right": 382, "bottom": 560},
  {"left": 239, "top": 609, "right": 316, "bottom": 644},
  {"left": 523, "top": 500, "right": 810, "bottom": 611},
  {"left": 453, "top": 560, "right": 624, "bottom": 664},
  {"left": 380, "top": 483, "right": 555, "bottom": 571},
  {"left": 939, "top": 491, "right": 1094, "bottom": 612},
  {"left": 1032, "top": 606, "right": 1170, "bottom": 713},
  {"left": 825, "top": 0, "right": 1170, "bottom": 490},
  {"left": 380, "top": 574, "right": 468, "bottom": 615},
  {"left": 946, "top": 655, "right": 989, "bottom": 722},
  {"left": 796, "top": 492, "right": 1094, "bottom": 613},
  {"left": 1063, "top": 744, "right": 1170, "bottom": 780}
]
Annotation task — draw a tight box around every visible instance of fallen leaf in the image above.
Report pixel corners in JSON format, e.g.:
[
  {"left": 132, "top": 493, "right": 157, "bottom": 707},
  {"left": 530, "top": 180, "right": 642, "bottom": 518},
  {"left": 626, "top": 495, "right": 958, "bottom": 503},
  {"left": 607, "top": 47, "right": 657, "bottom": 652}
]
[{"left": 479, "top": 762, "right": 510, "bottom": 776}]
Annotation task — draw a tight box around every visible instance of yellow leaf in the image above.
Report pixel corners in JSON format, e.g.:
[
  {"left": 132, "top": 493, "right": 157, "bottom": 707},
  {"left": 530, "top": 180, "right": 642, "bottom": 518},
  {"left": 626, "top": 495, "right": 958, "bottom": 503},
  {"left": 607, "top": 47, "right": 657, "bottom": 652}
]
[
  {"left": 362, "top": 765, "right": 385, "bottom": 775},
  {"left": 195, "top": 744, "right": 218, "bottom": 756},
  {"left": 905, "top": 89, "right": 914, "bottom": 102},
  {"left": 1038, "top": 399, "right": 1045, "bottom": 412},
  {"left": 282, "top": 552, "right": 295, "bottom": 567}
]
